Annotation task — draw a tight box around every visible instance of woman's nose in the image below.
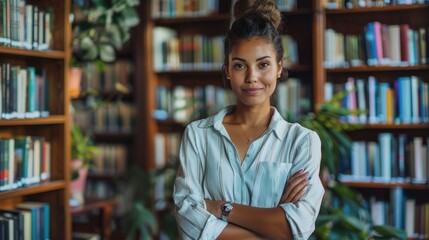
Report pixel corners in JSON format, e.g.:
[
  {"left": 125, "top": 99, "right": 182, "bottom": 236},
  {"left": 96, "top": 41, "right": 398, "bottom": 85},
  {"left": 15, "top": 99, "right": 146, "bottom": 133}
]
[{"left": 245, "top": 68, "right": 258, "bottom": 83}]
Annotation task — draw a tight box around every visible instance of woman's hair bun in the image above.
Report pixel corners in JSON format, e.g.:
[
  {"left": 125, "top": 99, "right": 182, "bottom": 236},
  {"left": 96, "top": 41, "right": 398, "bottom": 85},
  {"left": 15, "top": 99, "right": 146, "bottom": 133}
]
[{"left": 233, "top": 0, "right": 282, "bottom": 30}]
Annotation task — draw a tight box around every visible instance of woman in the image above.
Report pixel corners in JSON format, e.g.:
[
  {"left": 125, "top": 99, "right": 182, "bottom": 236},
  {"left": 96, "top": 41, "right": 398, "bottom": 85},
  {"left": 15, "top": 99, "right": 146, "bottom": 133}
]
[{"left": 173, "top": 0, "right": 324, "bottom": 239}]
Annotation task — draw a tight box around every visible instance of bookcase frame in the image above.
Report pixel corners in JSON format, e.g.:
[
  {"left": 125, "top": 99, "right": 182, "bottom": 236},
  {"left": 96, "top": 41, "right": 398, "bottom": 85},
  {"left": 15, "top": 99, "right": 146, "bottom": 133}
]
[{"left": 0, "top": 0, "right": 71, "bottom": 239}]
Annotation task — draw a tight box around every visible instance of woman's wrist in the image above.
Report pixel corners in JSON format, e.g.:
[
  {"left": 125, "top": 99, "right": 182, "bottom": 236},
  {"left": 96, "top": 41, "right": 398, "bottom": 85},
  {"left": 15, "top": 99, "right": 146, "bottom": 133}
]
[{"left": 205, "top": 199, "right": 226, "bottom": 218}]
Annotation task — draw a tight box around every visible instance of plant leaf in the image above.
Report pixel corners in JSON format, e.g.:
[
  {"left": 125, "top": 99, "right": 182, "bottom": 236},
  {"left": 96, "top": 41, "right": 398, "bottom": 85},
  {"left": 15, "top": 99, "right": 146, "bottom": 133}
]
[
  {"left": 373, "top": 225, "right": 407, "bottom": 239},
  {"left": 99, "top": 44, "right": 116, "bottom": 62},
  {"left": 126, "top": 0, "right": 140, "bottom": 6},
  {"left": 121, "top": 6, "right": 140, "bottom": 27},
  {"left": 80, "top": 36, "right": 98, "bottom": 61}
]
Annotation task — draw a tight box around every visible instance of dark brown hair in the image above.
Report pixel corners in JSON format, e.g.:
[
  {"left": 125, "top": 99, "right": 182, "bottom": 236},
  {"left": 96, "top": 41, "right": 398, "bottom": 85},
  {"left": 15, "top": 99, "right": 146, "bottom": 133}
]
[{"left": 223, "top": 0, "right": 286, "bottom": 88}]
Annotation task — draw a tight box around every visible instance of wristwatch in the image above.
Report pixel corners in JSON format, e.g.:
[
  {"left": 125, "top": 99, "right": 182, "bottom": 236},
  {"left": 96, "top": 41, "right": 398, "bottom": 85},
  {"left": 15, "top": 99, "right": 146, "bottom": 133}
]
[{"left": 221, "top": 201, "right": 233, "bottom": 221}]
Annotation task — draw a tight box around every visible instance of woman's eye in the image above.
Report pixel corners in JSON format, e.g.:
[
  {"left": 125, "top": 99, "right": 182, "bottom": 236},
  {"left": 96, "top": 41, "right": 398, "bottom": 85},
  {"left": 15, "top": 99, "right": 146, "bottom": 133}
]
[
  {"left": 233, "top": 63, "right": 245, "bottom": 69},
  {"left": 260, "top": 62, "right": 269, "bottom": 68}
]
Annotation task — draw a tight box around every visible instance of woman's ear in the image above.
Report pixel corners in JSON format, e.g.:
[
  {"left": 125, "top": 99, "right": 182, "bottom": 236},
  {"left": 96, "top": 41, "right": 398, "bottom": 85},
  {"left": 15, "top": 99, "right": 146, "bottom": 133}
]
[
  {"left": 277, "top": 60, "right": 284, "bottom": 78},
  {"left": 278, "top": 60, "right": 283, "bottom": 71}
]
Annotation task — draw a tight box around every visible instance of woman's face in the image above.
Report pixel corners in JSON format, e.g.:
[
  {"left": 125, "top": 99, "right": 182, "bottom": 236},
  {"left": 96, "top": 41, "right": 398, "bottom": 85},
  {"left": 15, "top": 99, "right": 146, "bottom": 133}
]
[{"left": 226, "top": 37, "right": 282, "bottom": 108}]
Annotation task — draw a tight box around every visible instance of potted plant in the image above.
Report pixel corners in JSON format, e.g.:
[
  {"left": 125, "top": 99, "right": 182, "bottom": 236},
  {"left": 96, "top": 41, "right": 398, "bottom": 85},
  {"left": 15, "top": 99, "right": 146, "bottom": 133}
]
[
  {"left": 69, "top": 0, "right": 140, "bottom": 98},
  {"left": 71, "top": 0, "right": 141, "bottom": 63},
  {"left": 70, "top": 124, "right": 99, "bottom": 206}
]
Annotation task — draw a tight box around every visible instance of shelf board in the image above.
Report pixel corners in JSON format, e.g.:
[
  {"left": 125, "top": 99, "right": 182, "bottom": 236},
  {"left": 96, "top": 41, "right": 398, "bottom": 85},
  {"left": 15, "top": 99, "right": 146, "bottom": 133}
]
[
  {"left": 153, "top": 14, "right": 230, "bottom": 25},
  {"left": 93, "top": 132, "right": 134, "bottom": 142},
  {"left": 0, "top": 115, "right": 66, "bottom": 126},
  {"left": 342, "top": 181, "right": 428, "bottom": 190},
  {"left": 0, "top": 46, "right": 66, "bottom": 59},
  {"left": 153, "top": 9, "right": 314, "bottom": 25},
  {"left": 362, "top": 123, "right": 429, "bottom": 129},
  {"left": 326, "top": 65, "right": 429, "bottom": 73},
  {"left": 157, "top": 119, "right": 186, "bottom": 133},
  {"left": 87, "top": 173, "right": 122, "bottom": 181},
  {"left": 0, "top": 181, "right": 67, "bottom": 200},
  {"left": 157, "top": 69, "right": 222, "bottom": 75},
  {"left": 282, "top": 9, "right": 314, "bottom": 16},
  {"left": 326, "top": 4, "right": 429, "bottom": 15}
]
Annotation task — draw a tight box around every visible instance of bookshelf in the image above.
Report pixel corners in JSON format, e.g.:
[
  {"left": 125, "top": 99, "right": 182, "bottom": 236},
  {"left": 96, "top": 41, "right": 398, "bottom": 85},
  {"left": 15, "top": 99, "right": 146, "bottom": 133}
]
[
  {"left": 137, "top": 0, "right": 429, "bottom": 237},
  {"left": 71, "top": 57, "right": 135, "bottom": 201},
  {"left": 0, "top": 0, "right": 71, "bottom": 239},
  {"left": 320, "top": 1, "right": 429, "bottom": 237}
]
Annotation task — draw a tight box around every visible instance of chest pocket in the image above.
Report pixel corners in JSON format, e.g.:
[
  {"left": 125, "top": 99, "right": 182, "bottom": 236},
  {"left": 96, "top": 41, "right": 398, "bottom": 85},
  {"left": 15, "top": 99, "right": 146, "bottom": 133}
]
[{"left": 251, "top": 161, "right": 292, "bottom": 207}]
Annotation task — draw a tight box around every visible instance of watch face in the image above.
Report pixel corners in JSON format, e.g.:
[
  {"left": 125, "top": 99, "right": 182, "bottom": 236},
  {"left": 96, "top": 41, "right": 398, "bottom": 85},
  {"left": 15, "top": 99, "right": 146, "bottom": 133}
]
[{"left": 222, "top": 202, "right": 233, "bottom": 213}]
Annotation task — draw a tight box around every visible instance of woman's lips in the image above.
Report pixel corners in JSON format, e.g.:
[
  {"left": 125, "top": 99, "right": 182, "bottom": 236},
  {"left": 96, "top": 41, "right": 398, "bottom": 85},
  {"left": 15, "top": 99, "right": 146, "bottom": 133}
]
[{"left": 242, "top": 88, "right": 263, "bottom": 95}]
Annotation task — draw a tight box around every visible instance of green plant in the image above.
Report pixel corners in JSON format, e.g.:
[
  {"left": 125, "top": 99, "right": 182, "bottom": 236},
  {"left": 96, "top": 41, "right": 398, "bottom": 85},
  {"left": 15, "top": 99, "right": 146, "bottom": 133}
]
[
  {"left": 71, "top": 125, "right": 99, "bottom": 179},
  {"left": 120, "top": 158, "right": 180, "bottom": 240},
  {"left": 71, "top": 0, "right": 141, "bottom": 64}
]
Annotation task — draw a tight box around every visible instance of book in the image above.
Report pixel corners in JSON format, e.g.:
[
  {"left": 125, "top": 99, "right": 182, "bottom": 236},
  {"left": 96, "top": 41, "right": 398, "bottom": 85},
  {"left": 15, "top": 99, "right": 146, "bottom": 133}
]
[
  {"left": 72, "top": 232, "right": 100, "bottom": 240},
  {"left": 16, "top": 201, "right": 50, "bottom": 240},
  {"left": 0, "top": 209, "right": 23, "bottom": 240}
]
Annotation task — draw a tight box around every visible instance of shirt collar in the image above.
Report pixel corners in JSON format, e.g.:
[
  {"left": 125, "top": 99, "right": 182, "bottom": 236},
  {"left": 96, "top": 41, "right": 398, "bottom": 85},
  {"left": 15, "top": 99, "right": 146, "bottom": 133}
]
[{"left": 198, "top": 106, "right": 290, "bottom": 141}]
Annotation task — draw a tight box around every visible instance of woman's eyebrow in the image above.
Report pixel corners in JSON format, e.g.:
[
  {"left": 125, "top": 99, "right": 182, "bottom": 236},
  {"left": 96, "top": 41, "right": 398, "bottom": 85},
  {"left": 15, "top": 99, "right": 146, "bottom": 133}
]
[{"left": 231, "top": 56, "right": 271, "bottom": 62}]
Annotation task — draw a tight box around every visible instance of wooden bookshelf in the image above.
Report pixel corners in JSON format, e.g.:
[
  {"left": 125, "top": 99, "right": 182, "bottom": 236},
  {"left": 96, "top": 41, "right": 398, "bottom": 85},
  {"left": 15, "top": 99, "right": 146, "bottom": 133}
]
[
  {"left": 322, "top": 1, "right": 429, "bottom": 236},
  {"left": 136, "top": 0, "right": 429, "bottom": 237},
  {"left": 0, "top": 0, "right": 72, "bottom": 239}
]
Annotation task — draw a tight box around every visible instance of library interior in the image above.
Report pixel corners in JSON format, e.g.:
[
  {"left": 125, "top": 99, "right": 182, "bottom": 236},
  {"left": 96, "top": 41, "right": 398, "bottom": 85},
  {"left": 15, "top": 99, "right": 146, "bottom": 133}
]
[{"left": 0, "top": 0, "right": 429, "bottom": 239}]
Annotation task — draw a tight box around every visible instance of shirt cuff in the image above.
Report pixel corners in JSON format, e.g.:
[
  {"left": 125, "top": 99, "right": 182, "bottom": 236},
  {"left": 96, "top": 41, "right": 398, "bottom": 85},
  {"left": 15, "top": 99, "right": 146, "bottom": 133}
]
[
  {"left": 200, "top": 215, "right": 228, "bottom": 239},
  {"left": 280, "top": 202, "right": 316, "bottom": 240}
]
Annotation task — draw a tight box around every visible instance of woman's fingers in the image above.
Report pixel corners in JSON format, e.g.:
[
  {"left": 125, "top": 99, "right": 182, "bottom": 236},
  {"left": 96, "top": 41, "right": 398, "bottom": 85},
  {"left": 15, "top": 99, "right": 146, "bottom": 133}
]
[{"left": 280, "top": 170, "right": 310, "bottom": 204}]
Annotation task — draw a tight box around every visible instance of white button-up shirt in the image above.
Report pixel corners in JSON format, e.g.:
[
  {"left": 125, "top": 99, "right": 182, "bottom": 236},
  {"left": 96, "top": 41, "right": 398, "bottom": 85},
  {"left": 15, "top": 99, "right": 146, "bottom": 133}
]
[{"left": 173, "top": 106, "right": 324, "bottom": 239}]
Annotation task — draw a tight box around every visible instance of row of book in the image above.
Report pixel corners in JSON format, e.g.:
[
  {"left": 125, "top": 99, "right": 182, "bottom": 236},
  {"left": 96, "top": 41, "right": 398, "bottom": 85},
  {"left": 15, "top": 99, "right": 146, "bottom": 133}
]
[
  {"left": 0, "top": 136, "right": 51, "bottom": 192},
  {"left": 276, "top": 78, "right": 311, "bottom": 122},
  {"left": 0, "top": 63, "right": 49, "bottom": 119},
  {"left": 153, "top": 27, "right": 225, "bottom": 72},
  {"left": 325, "top": 75, "right": 429, "bottom": 124},
  {"left": 154, "top": 133, "right": 182, "bottom": 211},
  {"left": 153, "top": 27, "right": 300, "bottom": 72},
  {"left": 367, "top": 188, "right": 429, "bottom": 238},
  {"left": 324, "top": 0, "right": 429, "bottom": 9},
  {"left": 80, "top": 60, "right": 134, "bottom": 94},
  {"left": 154, "top": 85, "right": 235, "bottom": 123},
  {"left": 324, "top": 24, "right": 428, "bottom": 68},
  {"left": 89, "top": 144, "right": 127, "bottom": 176},
  {"left": 0, "top": 201, "right": 50, "bottom": 240},
  {"left": 339, "top": 134, "right": 429, "bottom": 184},
  {"left": 72, "top": 100, "right": 136, "bottom": 133},
  {"left": 151, "top": 0, "right": 219, "bottom": 18},
  {"left": 154, "top": 132, "right": 182, "bottom": 169},
  {"left": 0, "top": 1, "right": 53, "bottom": 50},
  {"left": 85, "top": 180, "right": 116, "bottom": 200},
  {"left": 282, "top": 35, "right": 299, "bottom": 68},
  {"left": 84, "top": 179, "right": 130, "bottom": 217}
]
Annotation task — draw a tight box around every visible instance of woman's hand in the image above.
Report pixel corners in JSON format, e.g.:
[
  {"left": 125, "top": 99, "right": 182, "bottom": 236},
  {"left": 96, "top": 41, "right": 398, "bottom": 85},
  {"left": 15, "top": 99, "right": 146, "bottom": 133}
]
[
  {"left": 205, "top": 199, "right": 224, "bottom": 218},
  {"left": 279, "top": 169, "right": 310, "bottom": 205}
]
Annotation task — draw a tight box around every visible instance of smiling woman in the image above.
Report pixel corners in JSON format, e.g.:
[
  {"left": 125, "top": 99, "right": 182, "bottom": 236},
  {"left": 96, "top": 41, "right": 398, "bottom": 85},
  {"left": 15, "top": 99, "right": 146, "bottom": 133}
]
[{"left": 172, "top": 0, "right": 324, "bottom": 239}]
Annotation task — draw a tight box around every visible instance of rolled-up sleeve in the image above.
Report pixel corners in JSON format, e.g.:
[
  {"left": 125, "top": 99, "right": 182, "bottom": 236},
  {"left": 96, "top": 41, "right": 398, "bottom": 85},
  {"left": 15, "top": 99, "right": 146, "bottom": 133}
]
[
  {"left": 173, "top": 124, "right": 227, "bottom": 239},
  {"left": 280, "top": 131, "right": 325, "bottom": 239}
]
